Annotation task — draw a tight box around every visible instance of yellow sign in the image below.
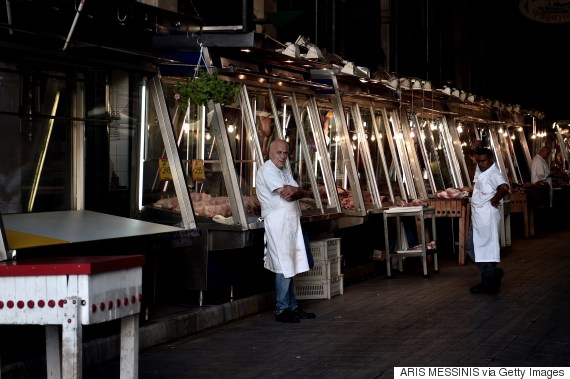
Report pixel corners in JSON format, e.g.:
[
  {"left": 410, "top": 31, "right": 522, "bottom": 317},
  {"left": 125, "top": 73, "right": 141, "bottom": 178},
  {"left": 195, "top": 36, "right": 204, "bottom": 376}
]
[
  {"left": 159, "top": 158, "right": 172, "bottom": 181},
  {"left": 192, "top": 159, "right": 206, "bottom": 182}
]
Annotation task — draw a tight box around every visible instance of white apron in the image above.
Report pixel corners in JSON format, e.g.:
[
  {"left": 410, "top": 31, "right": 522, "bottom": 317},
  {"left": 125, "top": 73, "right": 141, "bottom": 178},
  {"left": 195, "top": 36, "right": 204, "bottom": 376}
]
[
  {"left": 471, "top": 203, "right": 501, "bottom": 262},
  {"left": 471, "top": 164, "right": 504, "bottom": 262},
  {"left": 263, "top": 201, "right": 309, "bottom": 278}
]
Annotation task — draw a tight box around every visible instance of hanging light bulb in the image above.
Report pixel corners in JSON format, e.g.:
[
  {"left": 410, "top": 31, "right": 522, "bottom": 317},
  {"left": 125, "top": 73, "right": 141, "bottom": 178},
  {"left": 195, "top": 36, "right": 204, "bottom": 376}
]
[
  {"left": 352, "top": 134, "right": 357, "bottom": 141},
  {"left": 228, "top": 124, "right": 235, "bottom": 133},
  {"left": 371, "top": 134, "right": 376, "bottom": 141},
  {"left": 409, "top": 130, "right": 415, "bottom": 138},
  {"left": 205, "top": 132, "right": 211, "bottom": 140}
]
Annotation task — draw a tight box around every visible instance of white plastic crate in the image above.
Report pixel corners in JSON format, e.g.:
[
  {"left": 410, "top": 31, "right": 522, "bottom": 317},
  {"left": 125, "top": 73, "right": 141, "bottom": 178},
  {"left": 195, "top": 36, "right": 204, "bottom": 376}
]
[
  {"left": 297, "top": 255, "right": 342, "bottom": 280},
  {"left": 295, "top": 274, "right": 344, "bottom": 300},
  {"left": 309, "top": 238, "right": 341, "bottom": 260}
]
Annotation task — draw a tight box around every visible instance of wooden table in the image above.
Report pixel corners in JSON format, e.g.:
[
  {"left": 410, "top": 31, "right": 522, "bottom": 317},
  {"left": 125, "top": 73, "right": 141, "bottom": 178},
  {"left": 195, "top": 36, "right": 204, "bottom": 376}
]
[
  {"left": 425, "top": 198, "right": 469, "bottom": 265},
  {"left": 508, "top": 191, "right": 533, "bottom": 238},
  {"left": 0, "top": 255, "right": 144, "bottom": 379}
]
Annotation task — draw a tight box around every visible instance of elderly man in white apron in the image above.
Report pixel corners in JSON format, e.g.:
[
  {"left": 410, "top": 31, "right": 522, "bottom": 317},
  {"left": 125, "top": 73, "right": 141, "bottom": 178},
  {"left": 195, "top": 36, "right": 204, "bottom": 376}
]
[
  {"left": 256, "top": 139, "right": 316, "bottom": 323},
  {"left": 468, "top": 148, "right": 510, "bottom": 294}
]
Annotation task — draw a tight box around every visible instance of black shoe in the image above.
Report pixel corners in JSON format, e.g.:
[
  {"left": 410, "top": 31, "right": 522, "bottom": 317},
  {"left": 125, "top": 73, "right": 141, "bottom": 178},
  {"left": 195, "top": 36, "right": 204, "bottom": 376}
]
[
  {"left": 292, "top": 308, "right": 316, "bottom": 319},
  {"left": 470, "top": 282, "right": 487, "bottom": 294},
  {"left": 275, "top": 309, "right": 300, "bottom": 323},
  {"left": 487, "top": 268, "right": 504, "bottom": 294}
]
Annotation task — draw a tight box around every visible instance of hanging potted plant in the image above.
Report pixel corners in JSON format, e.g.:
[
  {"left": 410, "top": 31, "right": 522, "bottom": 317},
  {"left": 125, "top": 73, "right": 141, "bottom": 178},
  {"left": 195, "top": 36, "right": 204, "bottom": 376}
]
[{"left": 175, "top": 70, "right": 240, "bottom": 109}]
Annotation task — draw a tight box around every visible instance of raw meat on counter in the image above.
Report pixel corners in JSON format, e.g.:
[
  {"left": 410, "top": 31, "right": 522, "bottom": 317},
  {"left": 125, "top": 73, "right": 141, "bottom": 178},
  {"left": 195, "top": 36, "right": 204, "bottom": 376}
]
[
  {"left": 151, "top": 194, "right": 261, "bottom": 218},
  {"left": 435, "top": 188, "right": 469, "bottom": 199}
]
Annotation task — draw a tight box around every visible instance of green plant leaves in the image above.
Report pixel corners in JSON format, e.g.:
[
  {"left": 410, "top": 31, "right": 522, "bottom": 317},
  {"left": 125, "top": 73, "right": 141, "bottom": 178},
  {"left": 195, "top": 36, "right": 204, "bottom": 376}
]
[{"left": 176, "top": 71, "right": 240, "bottom": 108}]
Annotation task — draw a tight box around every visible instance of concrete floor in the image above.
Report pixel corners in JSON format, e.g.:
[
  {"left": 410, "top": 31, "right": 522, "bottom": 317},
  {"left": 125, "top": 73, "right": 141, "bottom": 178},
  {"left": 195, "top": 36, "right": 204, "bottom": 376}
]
[{"left": 78, "top": 213, "right": 570, "bottom": 378}]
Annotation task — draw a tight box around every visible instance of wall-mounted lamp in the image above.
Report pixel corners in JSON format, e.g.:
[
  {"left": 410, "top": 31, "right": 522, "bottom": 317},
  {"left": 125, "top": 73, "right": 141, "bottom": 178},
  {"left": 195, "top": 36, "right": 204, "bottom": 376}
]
[
  {"left": 304, "top": 45, "right": 323, "bottom": 59},
  {"left": 341, "top": 61, "right": 355, "bottom": 74},
  {"left": 383, "top": 76, "right": 399, "bottom": 90},
  {"left": 279, "top": 42, "right": 300, "bottom": 58},
  {"left": 412, "top": 79, "right": 422, "bottom": 90},
  {"left": 400, "top": 78, "right": 411, "bottom": 90}
]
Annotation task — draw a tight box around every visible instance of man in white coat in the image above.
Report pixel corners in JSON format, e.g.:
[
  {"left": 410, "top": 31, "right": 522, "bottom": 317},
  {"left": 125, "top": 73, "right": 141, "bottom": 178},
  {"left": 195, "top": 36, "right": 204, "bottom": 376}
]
[
  {"left": 469, "top": 148, "right": 510, "bottom": 294},
  {"left": 256, "top": 139, "right": 316, "bottom": 323},
  {"left": 530, "top": 145, "right": 552, "bottom": 208}
]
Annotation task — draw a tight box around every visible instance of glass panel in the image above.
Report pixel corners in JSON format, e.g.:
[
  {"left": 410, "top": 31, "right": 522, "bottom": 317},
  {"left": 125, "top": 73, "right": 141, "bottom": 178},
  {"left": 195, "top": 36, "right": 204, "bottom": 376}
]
[
  {"left": 513, "top": 125, "right": 532, "bottom": 183},
  {"left": 382, "top": 110, "right": 411, "bottom": 202},
  {"left": 409, "top": 113, "right": 437, "bottom": 195},
  {"left": 316, "top": 99, "right": 362, "bottom": 211},
  {"left": 141, "top": 78, "right": 184, "bottom": 225},
  {"left": 370, "top": 108, "right": 397, "bottom": 205},
  {"left": 293, "top": 95, "right": 340, "bottom": 214},
  {"left": 7, "top": 74, "right": 70, "bottom": 214},
  {"left": 554, "top": 123, "right": 569, "bottom": 174},
  {"left": 496, "top": 125, "right": 518, "bottom": 184},
  {"left": 454, "top": 121, "right": 481, "bottom": 184},
  {"left": 412, "top": 116, "right": 455, "bottom": 192},
  {"left": 0, "top": 70, "right": 24, "bottom": 213},
  {"left": 347, "top": 105, "right": 382, "bottom": 210},
  {"left": 485, "top": 125, "right": 509, "bottom": 181}
]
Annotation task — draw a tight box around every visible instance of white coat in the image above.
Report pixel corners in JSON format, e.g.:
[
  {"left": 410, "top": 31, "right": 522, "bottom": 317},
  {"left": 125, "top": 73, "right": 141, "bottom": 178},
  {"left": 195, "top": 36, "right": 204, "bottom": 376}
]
[
  {"left": 471, "top": 163, "right": 507, "bottom": 262},
  {"left": 256, "top": 160, "right": 309, "bottom": 278}
]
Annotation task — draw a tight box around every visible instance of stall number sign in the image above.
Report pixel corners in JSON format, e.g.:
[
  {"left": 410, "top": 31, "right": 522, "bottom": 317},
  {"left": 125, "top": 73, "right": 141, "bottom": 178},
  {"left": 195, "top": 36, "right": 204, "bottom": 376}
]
[
  {"left": 192, "top": 159, "right": 206, "bottom": 182},
  {"left": 159, "top": 158, "right": 172, "bottom": 181}
]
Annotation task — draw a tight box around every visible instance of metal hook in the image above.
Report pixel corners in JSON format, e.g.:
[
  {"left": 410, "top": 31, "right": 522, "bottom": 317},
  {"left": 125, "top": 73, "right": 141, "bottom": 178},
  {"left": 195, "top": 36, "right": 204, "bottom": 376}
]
[{"left": 117, "top": 8, "right": 127, "bottom": 23}]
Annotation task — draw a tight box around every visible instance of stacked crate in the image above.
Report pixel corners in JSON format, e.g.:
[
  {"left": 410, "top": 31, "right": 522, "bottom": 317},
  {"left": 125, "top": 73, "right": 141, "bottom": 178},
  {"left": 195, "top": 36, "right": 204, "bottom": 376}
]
[{"left": 295, "top": 238, "right": 343, "bottom": 299}]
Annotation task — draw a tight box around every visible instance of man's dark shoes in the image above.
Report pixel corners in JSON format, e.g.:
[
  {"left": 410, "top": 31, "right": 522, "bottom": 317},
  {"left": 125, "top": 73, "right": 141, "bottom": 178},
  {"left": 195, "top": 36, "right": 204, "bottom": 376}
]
[
  {"left": 275, "top": 309, "right": 300, "bottom": 323},
  {"left": 469, "top": 282, "right": 487, "bottom": 294},
  {"left": 470, "top": 269, "right": 504, "bottom": 295},
  {"left": 488, "top": 268, "right": 504, "bottom": 294},
  {"left": 292, "top": 308, "right": 316, "bottom": 319}
]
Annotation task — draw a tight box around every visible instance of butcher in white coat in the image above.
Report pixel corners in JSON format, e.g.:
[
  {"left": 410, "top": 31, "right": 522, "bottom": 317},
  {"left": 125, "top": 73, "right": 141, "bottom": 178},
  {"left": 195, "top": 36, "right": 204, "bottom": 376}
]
[
  {"left": 256, "top": 139, "right": 316, "bottom": 323},
  {"left": 469, "top": 147, "right": 509, "bottom": 294}
]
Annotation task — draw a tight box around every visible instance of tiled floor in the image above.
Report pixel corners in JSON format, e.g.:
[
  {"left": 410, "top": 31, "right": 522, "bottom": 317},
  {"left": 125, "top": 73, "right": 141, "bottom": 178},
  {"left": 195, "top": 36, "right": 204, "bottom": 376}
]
[{"left": 85, "top": 216, "right": 570, "bottom": 378}]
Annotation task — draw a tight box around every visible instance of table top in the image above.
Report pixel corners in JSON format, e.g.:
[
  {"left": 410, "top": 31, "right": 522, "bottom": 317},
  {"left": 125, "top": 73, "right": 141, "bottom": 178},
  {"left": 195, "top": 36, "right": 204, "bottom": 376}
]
[
  {"left": 383, "top": 206, "right": 435, "bottom": 216},
  {"left": 4, "top": 210, "right": 182, "bottom": 249},
  {"left": 0, "top": 255, "right": 145, "bottom": 276}
]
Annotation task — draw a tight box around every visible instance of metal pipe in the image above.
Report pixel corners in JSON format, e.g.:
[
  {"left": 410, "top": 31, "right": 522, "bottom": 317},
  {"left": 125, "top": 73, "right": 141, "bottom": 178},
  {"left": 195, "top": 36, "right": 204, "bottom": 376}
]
[
  {"left": 5, "top": 0, "right": 13, "bottom": 35},
  {"left": 62, "top": 0, "right": 86, "bottom": 51}
]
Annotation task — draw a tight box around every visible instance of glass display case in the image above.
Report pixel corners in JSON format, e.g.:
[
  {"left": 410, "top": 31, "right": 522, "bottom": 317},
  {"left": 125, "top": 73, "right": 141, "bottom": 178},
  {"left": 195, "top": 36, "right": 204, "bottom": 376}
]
[
  {"left": 409, "top": 111, "right": 463, "bottom": 195},
  {"left": 142, "top": 48, "right": 349, "bottom": 239}
]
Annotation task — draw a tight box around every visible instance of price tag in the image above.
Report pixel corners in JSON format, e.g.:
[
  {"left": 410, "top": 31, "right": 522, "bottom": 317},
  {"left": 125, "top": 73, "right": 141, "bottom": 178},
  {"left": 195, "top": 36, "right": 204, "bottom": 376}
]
[
  {"left": 192, "top": 159, "right": 206, "bottom": 182},
  {"left": 159, "top": 158, "right": 172, "bottom": 181}
]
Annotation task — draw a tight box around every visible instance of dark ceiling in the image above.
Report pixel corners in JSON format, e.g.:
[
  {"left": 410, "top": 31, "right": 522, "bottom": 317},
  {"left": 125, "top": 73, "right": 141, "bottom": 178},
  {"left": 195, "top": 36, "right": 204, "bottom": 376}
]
[
  {"left": 1, "top": 0, "right": 568, "bottom": 120},
  {"left": 270, "top": 0, "right": 570, "bottom": 121}
]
